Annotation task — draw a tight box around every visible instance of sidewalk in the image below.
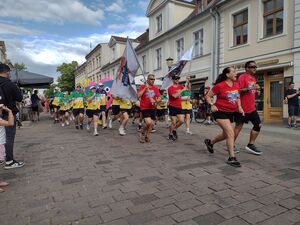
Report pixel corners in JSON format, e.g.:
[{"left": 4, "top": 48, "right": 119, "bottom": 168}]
[{"left": 0, "top": 113, "right": 299, "bottom": 225}]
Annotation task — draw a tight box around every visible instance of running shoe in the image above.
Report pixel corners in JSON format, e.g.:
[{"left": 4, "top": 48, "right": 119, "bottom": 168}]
[
  {"left": 151, "top": 128, "right": 157, "bottom": 133},
  {"left": 66, "top": 121, "right": 70, "bottom": 126},
  {"left": 80, "top": 124, "right": 83, "bottom": 130},
  {"left": 75, "top": 125, "right": 79, "bottom": 130},
  {"left": 108, "top": 118, "right": 112, "bottom": 128},
  {"left": 168, "top": 133, "right": 176, "bottom": 141},
  {"left": 93, "top": 130, "right": 99, "bottom": 136},
  {"left": 186, "top": 130, "right": 193, "bottom": 135},
  {"left": 4, "top": 160, "right": 25, "bottom": 169},
  {"left": 119, "top": 127, "right": 126, "bottom": 136},
  {"left": 226, "top": 157, "right": 241, "bottom": 167},
  {"left": 61, "top": 123, "right": 65, "bottom": 127},
  {"left": 245, "top": 144, "right": 262, "bottom": 155},
  {"left": 204, "top": 139, "right": 214, "bottom": 153}
]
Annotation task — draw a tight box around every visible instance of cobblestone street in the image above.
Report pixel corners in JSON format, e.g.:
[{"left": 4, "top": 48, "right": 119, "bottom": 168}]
[{"left": 0, "top": 114, "right": 299, "bottom": 225}]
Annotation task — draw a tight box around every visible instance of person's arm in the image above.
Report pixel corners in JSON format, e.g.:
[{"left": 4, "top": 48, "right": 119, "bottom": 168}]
[
  {"left": 137, "top": 85, "right": 147, "bottom": 98},
  {"left": 0, "top": 107, "right": 14, "bottom": 126},
  {"left": 237, "top": 99, "right": 245, "bottom": 116},
  {"left": 170, "top": 86, "right": 188, "bottom": 98},
  {"left": 205, "top": 89, "right": 218, "bottom": 112},
  {"left": 87, "top": 93, "right": 96, "bottom": 102},
  {"left": 287, "top": 90, "right": 300, "bottom": 99}
]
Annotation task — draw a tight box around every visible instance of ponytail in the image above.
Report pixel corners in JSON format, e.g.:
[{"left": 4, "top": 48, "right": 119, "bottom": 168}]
[{"left": 214, "top": 67, "right": 231, "bottom": 85}]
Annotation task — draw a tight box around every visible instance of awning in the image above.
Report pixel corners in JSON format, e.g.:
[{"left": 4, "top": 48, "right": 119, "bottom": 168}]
[{"left": 10, "top": 70, "right": 54, "bottom": 88}]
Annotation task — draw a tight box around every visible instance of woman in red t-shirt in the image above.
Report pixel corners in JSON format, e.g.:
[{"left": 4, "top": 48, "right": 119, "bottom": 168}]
[{"left": 204, "top": 67, "right": 244, "bottom": 167}]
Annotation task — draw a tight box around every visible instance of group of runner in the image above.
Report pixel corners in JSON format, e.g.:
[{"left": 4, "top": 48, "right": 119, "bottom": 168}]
[{"left": 48, "top": 60, "right": 262, "bottom": 168}]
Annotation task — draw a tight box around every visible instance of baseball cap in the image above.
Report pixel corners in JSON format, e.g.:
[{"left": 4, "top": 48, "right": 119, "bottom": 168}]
[
  {"left": 90, "top": 86, "right": 96, "bottom": 90},
  {"left": 99, "top": 83, "right": 104, "bottom": 86}
]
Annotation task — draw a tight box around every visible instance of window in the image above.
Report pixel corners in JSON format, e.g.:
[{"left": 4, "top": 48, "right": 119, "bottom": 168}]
[
  {"left": 156, "top": 14, "right": 162, "bottom": 33},
  {"left": 112, "top": 47, "right": 116, "bottom": 60},
  {"left": 176, "top": 38, "right": 184, "bottom": 60},
  {"left": 263, "top": 0, "right": 283, "bottom": 37},
  {"left": 193, "top": 29, "right": 204, "bottom": 57},
  {"left": 142, "top": 55, "right": 147, "bottom": 72},
  {"left": 233, "top": 9, "right": 248, "bottom": 46},
  {"left": 155, "top": 48, "right": 162, "bottom": 70}
]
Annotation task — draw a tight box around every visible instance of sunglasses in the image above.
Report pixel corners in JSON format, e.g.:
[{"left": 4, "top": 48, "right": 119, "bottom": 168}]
[
  {"left": 248, "top": 66, "right": 257, "bottom": 69},
  {"left": 148, "top": 78, "right": 155, "bottom": 81},
  {"left": 173, "top": 77, "right": 180, "bottom": 80}
]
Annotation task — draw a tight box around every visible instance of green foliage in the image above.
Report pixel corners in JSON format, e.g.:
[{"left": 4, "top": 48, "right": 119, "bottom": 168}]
[
  {"left": 56, "top": 61, "right": 78, "bottom": 92},
  {"left": 13, "top": 62, "right": 27, "bottom": 71}
]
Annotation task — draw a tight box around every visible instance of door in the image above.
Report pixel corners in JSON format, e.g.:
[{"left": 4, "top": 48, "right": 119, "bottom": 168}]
[{"left": 264, "top": 73, "right": 284, "bottom": 123}]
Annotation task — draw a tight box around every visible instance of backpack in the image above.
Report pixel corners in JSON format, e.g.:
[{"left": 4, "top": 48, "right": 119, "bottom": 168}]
[{"left": 0, "top": 81, "right": 9, "bottom": 106}]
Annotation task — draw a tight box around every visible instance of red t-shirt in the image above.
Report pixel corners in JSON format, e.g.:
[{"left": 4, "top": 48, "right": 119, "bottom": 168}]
[
  {"left": 238, "top": 73, "right": 257, "bottom": 113},
  {"left": 168, "top": 85, "right": 184, "bottom": 109},
  {"left": 211, "top": 81, "right": 240, "bottom": 112},
  {"left": 139, "top": 85, "right": 161, "bottom": 110}
]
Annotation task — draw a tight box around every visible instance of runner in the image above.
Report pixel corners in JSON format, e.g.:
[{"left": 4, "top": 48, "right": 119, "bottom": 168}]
[
  {"left": 118, "top": 98, "right": 132, "bottom": 136},
  {"left": 98, "top": 83, "right": 108, "bottom": 129},
  {"left": 70, "top": 84, "right": 85, "bottom": 130},
  {"left": 156, "top": 90, "right": 169, "bottom": 127},
  {"left": 59, "top": 92, "right": 71, "bottom": 127},
  {"left": 234, "top": 61, "right": 262, "bottom": 155},
  {"left": 51, "top": 87, "right": 62, "bottom": 124},
  {"left": 86, "top": 86, "right": 101, "bottom": 136},
  {"left": 137, "top": 74, "right": 161, "bottom": 143},
  {"left": 168, "top": 75, "right": 188, "bottom": 141},
  {"left": 204, "top": 67, "right": 243, "bottom": 167},
  {"left": 181, "top": 77, "right": 193, "bottom": 135},
  {"left": 108, "top": 96, "right": 121, "bottom": 129}
]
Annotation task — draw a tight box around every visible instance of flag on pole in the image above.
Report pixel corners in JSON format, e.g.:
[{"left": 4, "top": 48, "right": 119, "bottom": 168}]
[
  {"left": 161, "top": 45, "right": 194, "bottom": 90},
  {"left": 111, "top": 38, "right": 139, "bottom": 101}
]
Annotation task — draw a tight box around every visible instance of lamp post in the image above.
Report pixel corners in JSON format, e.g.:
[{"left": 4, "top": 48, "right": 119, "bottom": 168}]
[{"left": 166, "top": 57, "right": 174, "bottom": 71}]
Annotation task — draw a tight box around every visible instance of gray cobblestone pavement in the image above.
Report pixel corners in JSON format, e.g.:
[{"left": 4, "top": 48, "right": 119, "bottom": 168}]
[{"left": 0, "top": 114, "right": 299, "bottom": 225}]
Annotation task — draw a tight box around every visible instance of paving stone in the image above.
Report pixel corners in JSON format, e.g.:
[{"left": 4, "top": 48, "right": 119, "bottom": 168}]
[
  {"left": 101, "top": 208, "right": 130, "bottom": 223},
  {"left": 107, "top": 177, "right": 128, "bottom": 185},
  {"left": 61, "top": 177, "right": 83, "bottom": 185},
  {"left": 192, "top": 212, "right": 225, "bottom": 225},
  {"left": 171, "top": 209, "right": 199, "bottom": 222},
  {"left": 140, "top": 176, "right": 162, "bottom": 183},
  {"left": 125, "top": 210, "right": 156, "bottom": 225},
  {"left": 216, "top": 205, "right": 246, "bottom": 219},
  {"left": 193, "top": 203, "right": 222, "bottom": 215},
  {"left": 175, "top": 198, "right": 203, "bottom": 210},
  {"left": 144, "top": 216, "right": 176, "bottom": 225},
  {"left": 217, "top": 217, "right": 249, "bottom": 225},
  {"left": 276, "top": 169, "right": 300, "bottom": 181},
  {"left": 277, "top": 198, "right": 300, "bottom": 209},
  {"left": 131, "top": 194, "right": 159, "bottom": 205},
  {"left": 259, "top": 204, "right": 288, "bottom": 216},
  {"left": 238, "top": 200, "right": 265, "bottom": 212},
  {"left": 240, "top": 210, "right": 270, "bottom": 224},
  {"left": 152, "top": 204, "right": 180, "bottom": 217}
]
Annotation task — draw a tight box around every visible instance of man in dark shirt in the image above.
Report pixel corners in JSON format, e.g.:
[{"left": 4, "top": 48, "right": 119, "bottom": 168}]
[
  {"left": 31, "top": 90, "right": 41, "bottom": 122},
  {"left": 0, "top": 63, "right": 24, "bottom": 169},
  {"left": 285, "top": 82, "right": 300, "bottom": 128}
]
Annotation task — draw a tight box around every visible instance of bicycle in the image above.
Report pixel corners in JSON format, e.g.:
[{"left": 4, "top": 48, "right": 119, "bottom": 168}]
[{"left": 193, "top": 104, "right": 217, "bottom": 124}]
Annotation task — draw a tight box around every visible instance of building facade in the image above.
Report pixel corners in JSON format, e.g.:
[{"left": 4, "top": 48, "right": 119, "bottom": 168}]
[
  {"left": 74, "top": 62, "right": 87, "bottom": 85},
  {"left": 0, "top": 41, "right": 7, "bottom": 63}
]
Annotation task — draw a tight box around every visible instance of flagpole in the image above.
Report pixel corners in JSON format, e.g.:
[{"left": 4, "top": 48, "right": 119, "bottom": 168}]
[{"left": 127, "top": 37, "right": 147, "bottom": 82}]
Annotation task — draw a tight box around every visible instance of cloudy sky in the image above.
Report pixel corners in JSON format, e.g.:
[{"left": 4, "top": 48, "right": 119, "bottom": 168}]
[{"left": 0, "top": 0, "right": 150, "bottom": 79}]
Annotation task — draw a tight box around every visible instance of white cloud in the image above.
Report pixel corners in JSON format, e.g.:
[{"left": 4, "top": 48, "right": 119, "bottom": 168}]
[
  {"left": 0, "top": 23, "right": 39, "bottom": 36},
  {"left": 0, "top": 0, "right": 104, "bottom": 25},
  {"left": 138, "top": 0, "right": 149, "bottom": 11},
  {"left": 106, "top": 15, "right": 148, "bottom": 33},
  {"left": 106, "top": 0, "right": 125, "bottom": 13}
]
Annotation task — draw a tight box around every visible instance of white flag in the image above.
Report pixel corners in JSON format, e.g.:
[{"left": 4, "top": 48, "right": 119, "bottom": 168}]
[
  {"left": 161, "top": 45, "right": 194, "bottom": 90},
  {"left": 111, "top": 38, "right": 140, "bottom": 101}
]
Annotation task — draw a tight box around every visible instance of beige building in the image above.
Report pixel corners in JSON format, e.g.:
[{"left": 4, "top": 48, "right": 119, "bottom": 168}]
[
  {"left": 0, "top": 41, "right": 7, "bottom": 63},
  {"left": 74, "top": 62, "right": 87, "bottom": 85},
  {"left": 219, "top": 0, "right": 298, "bottom": 123}
]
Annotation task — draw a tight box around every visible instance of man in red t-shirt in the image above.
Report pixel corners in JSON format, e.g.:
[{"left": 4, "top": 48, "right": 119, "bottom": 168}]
[
  {"left": 168, "top": 75, "right": 189, "bottom": 141},
  {"left": 137, "top": 74, "right": 161, "bottom": 143},
  {"left": 234, "top": 61, "right": 262, "bottom": 155}
]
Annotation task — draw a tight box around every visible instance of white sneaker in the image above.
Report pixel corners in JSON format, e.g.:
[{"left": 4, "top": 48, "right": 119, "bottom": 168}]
[
  {"left": 93, "top": 130, "right": 99, "bottom": 136},
  {"left": 119, "top": 127, "right": 126, "bottom": 136},
  {"left": 186, "top": 130, "right": 193, "bottom": 135},
  {"left": 108, "top": 118, "right": 112, "bottom": 128},
  {"left": 66, "top": 120, "right": 70, "bottom": 126},
  {"left": 86, "top": 124, "right": 91, "bottom": 131},
  {"left": 61, "top": 123, "right": 65, "bottom": 127}
]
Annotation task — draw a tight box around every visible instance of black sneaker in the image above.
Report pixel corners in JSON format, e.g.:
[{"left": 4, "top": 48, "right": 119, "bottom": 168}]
[
  {"left": 172, "top": 130, "right": 178, "bottom": 140},
  {"left": 168, "top": 134, "right": 176, "bottom": 141},
  {"left": 4, "top": 160, "right": 25, "bottom": 169},
  {"left": 75, "top": 125, "right": 79, "bottom": 130},
  {"left": 204, "top": 139, "right": 214, "bottom": 153},
  {"left": 226, "top": 157, "right": 241, "bottom": 167},
  {"left": 245, "top": 144, "right": 262, "bottom": 155},
  {"left": 80, "top": 124, "right": 83, "bottom": 130}
]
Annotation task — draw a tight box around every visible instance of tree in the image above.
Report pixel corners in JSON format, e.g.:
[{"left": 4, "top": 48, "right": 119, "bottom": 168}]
[
  {"left": 13, "top": 62, "right": 27, "bottom": 71},
  {"left": 56, "top": 61, "right": 78, "bottom": 92}
]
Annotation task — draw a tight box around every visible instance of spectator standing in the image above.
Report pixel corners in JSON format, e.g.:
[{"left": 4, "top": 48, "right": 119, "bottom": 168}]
[
  {"left": 31, "top": 90, "right": 41, "bottom": 122},
  {"left": 0, "top": 63, "right": 24, "bottom": 169},
  {"left": 285, "top": 82, "right": 300, "bottom": 128}
]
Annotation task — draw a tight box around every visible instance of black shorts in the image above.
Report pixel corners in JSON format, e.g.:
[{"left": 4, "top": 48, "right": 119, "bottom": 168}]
[
  {"left": 132, "top": 106, "right": 141, "bottom": 113},
  {"left": 169, "top": 106, "right": 183, "bottom": 117},
  {"left": 183, "top": 109, "right": 192, "bottom": 115},
  {"left": 141, "top": 109, "right": 156, "bottom": 120},
  {"left": 73, "top": 108, "right": 84, "bottom": 117},
  {"left": 86, "top": 109, "right": 100, "bottom": 118},
  {"left": 59, "top": 110, "right": 69, "bottom": 116},
  {"left": 235, "top": 110, "right": 261, "bottom": 126},
  {"left": 212, "top": 111, "right": 236, "bottom": 123},
  {"left": 112, "top": 105, "right": 120, "bottom": 115},
  {"left": 288, "top": 105, "right": 299, "bottom": 116},
  {"left": 99, "top": 105, "right": 106, "bottom": 112},
  {"left": 120, "top": 108, "right": 131, "bottom": 115},
  {"left": 157, "top": 109, "right": 167, "bottom": 117},
  {"left": 31, "top": 106, "right": 39, "bottom": 112}
]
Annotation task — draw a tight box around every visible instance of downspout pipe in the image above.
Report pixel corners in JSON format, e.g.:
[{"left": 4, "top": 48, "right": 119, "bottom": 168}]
[{"left": 210, "top": 8, "right": 217, "bottom": 85}]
